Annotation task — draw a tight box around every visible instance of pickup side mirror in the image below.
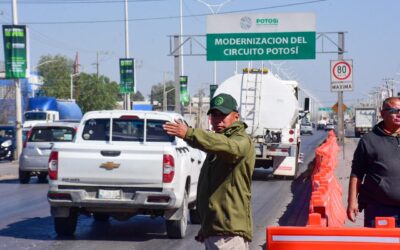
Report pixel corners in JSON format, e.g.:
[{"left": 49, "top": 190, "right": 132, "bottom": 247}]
[{"left": 304, "top": 97, "right": 310, "bottom": 112}]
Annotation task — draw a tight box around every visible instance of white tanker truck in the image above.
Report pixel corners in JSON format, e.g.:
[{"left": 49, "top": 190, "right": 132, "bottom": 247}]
[{"left": 214, "top": 68, "right": 306, "bottom": 178}]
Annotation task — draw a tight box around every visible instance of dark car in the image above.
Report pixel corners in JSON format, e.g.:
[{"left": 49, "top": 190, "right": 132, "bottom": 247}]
[
  {"left": 317, "top": 123, "right": 325, "bottom": 130},
  {"left": 0, "top": 125, "right": 15, "bottom": 161}
]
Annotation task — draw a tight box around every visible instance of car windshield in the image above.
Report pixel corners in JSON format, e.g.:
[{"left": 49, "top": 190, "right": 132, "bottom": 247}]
[
  {"left": 81, "top": 118, "right": 174, "bottom": 142},
  {"left": 28, "top": 127, "right": 76, "bottom": 142},
  {"left": 25, "top": 112, "right": 47, "bottom": 121}
]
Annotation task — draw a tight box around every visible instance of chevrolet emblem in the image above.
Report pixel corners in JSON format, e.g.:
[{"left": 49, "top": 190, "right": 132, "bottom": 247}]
[{"left": 100, "top": 162, "right": 120, "bottom": 170}]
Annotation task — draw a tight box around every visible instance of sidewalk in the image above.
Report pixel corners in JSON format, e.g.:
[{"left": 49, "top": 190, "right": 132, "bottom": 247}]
[
  {"left": 336, "top": 137, "right": 364, "bottom": 227},
  {"left": 0, "top": 160, "right": 18, "bottom": 180}
]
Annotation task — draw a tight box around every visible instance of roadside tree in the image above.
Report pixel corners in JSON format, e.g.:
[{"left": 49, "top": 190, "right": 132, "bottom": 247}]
[
  {"left": 149, "top": 81, "right": 175, "bottom": 110},
  {"left": 37, "top": 54, "right": 120, "bottom": 113}
]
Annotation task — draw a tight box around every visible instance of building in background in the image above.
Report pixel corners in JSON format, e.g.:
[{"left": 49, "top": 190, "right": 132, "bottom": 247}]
[{"left": 0, "top": 61, "right": 43, "bottom": 124}]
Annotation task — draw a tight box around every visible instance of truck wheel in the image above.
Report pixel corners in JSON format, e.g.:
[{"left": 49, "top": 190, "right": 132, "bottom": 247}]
[
  {"left": 189, "top": 207, "right": 201, "bottom": 224},
  {"left": 54, "top": 209, "right": 78, "bottom": 236},
  {"left": 38, "top": 173, "right": 48, "bottom": 183},
  {"left": 166, "top": 192, "right": 188, "bottom": 239},
  {"left": 93, "top": 213, "right": 110, "bottom": 222},
  {"left": 19, "top": 170, "right": 30, "bottom": 184}
]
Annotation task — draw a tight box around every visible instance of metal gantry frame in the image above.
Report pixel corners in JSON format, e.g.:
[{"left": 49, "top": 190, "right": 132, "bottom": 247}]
[{"left": 168, "top": 32, "right": 348, "bottom": 144}]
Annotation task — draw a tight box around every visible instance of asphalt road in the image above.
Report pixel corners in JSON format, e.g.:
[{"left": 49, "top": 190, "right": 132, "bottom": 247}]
[{"left": 0, "top": 130, "right": 328, "bottom": 250}]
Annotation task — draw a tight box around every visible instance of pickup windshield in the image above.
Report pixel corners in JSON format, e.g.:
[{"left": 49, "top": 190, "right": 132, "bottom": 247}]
[{"left": 82, "top": 118, "right": 174, "bottom": 142}]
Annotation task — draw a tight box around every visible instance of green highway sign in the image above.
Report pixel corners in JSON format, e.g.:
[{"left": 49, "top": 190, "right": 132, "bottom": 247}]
[
  {"left": 210, "top": 84, "right": 218, "bottom": 98},
  {"left": 318, "top": 107, "right": 333, "bottom": 112},
  {"left": 119, "top": 58, "right": 134, "bottom": 93},
  {"left": 207, "top": 32, "right": 315, "bottom": 61},
  {"left": 180, "top": 75, "right": 189, "bottom": 106},
  {"left": 207, "top": 13, "right": 316, "bottom": 61},
  {"left": 2, "top": 25, "right": 27, "bottom": 78}
]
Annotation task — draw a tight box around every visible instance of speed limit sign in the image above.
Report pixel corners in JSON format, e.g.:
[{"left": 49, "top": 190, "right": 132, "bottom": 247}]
[{"left": 330, "top": 59, "right": 353, "bottom": 92}]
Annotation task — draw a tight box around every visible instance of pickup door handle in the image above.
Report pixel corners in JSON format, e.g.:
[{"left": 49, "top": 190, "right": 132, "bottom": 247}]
[{"left": 101, "top": 150, "right": 121, "bottom": 157}]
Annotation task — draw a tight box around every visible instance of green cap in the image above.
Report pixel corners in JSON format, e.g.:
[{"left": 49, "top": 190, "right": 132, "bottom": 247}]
[{"left": 207, "top": 93, "right": 238, "bottom": 115}]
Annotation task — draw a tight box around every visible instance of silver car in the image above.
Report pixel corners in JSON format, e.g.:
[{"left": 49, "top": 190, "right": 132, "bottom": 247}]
[
  {"left": 300, "top": 122, "right": 313, "bottom": 135},
  {"left": 19, "top": 122, "right": 79, "bottom": 184}
]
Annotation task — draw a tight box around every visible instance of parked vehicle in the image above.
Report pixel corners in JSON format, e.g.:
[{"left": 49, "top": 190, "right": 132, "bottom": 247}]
[
  {"left": 23, "top": 97, "right": 83, "bottom": 131},
  {"left": 0, "top": 125, "right": 15, "bottom": 161},
  {"left": 317, "top": 119, "right": 327, "bottom": 130},
  {"left": 47, "top": 110, "right": 205, "bottom": 238},
  {"left": 19, "top": 121, "right": 79, "bottom": 183},
  {"left": 325, "top": 123, "right": 335, "bottom": 131},
  {"left": 213, "top": 68, "right": 302, "bottom": 178},
  {"left": 354, "top": 108, "right": 377, "bottom": 138},
  {"left": 300, "top": 122, "right": 313, "bottom": 135}
]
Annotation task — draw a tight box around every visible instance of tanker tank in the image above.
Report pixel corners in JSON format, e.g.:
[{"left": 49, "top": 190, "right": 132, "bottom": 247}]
[{"left": 214, "top": 71, "right": 299, "bottom": 136}]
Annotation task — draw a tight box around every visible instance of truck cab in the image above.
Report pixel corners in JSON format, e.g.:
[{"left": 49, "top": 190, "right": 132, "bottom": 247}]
[{"left": 23, "top": 110, "right": 60, "bottom": 130}]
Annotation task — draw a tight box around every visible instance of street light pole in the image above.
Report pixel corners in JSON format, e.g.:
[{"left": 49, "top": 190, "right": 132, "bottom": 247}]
[
  {"left": 12, "top": 0, "right": 23, "bottom": 160},
  {"left": 124, "top": 0, "right": 131, "bottom": 110},
  {"left": 163, "top": 71, "right": 173, "bottom": 111}
]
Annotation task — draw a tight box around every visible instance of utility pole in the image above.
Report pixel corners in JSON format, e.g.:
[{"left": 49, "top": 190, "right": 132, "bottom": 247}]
[
  {"left": 12, "top": 0, "right": 23, "bottom": 160},
  {"left": 173, "top": 35, "right": 182, "bottom": 114},
  {"left": 96, "top": 52, "right": 99, "bottom": 78},
  {"left": 196, "top": 89, "right": 203, "bottom": 129},
  {"left": 123, "top": 0, "right": 131, "bottom": 110}
]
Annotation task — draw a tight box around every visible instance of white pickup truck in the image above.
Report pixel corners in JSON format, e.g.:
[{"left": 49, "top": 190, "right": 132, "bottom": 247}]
[{"left": 47, "top": 110, "right": 205, "bottom": 238}]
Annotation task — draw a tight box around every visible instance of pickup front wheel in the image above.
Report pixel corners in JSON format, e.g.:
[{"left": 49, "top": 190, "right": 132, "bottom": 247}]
[
  {"left": 54, "top": 209, "right": 78, "bottom": 236},
  {"left": 166, "top": 192, "right": 188, "bottom": 239}
]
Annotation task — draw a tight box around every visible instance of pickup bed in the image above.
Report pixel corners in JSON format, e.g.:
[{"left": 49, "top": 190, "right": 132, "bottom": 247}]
[{"left": 47, "top": 110, "right": 205, "bottom": 238}]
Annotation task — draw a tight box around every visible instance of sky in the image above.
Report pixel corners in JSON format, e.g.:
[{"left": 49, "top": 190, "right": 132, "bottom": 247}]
[{"left": 0, "top": 0, "right": 399, "bottom": 108}]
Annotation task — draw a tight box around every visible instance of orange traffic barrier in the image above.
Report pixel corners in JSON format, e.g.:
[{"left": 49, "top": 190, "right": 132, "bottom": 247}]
[
  {"left": 267, "top": 224, "right": 400, "bottom": 250},
  {"left": 266, "top": 132, "right": 400, "bottom": 249},
  {"left": 308, "top": 130, "right": 345, "bottom": 227}
]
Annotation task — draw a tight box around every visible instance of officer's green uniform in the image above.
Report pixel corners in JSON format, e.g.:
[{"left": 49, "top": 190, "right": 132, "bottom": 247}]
[{"left": 184, "top": 120, "right": 255, "bottom": 241}]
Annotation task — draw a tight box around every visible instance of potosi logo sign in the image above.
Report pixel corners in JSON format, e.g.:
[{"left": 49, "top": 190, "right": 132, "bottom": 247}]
[{"left": 256, "top": 18, "right": 279, "bottom": 25}]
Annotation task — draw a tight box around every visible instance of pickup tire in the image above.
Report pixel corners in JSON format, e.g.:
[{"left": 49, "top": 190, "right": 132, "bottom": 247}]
[
  {"left": 19, "top": 170, "right": 30, "bottom": 184},
  {"left": 93, "top": 213, "right": 110, "bottom": 222},
  {"left": 54, "top": 209, "right": 78, "bottom": 236},
  {"left": 166, "top": 192, "right": 188, "bottom": 239},
  {"left": 38, "top": 173, "right": 48, "bottom": 183},
  {"left": 189, "top": 208, "right": 201, "bottom": 224}
]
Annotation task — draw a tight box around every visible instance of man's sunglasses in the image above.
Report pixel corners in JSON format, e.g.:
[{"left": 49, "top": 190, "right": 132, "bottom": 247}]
[{"left": 382, "top": 108, "right": 400, "bottom": 114}]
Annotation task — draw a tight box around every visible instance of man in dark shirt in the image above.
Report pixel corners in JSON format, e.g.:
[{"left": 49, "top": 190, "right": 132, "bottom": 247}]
[{"left": 347, "top": 97, "right": 400, "bottom": 227}]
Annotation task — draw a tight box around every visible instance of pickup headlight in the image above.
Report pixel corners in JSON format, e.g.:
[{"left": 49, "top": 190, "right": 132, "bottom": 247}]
[{"left": 1, "top": 140, "right": 12, "bottom": 148}]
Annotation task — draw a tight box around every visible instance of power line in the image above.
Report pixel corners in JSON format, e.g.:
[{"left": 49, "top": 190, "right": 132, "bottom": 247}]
[
  {"left": 9, "top": 0, "right": 327, "bottom": 25},
  {"left": 0, "top": 0, "right": 166, "bottom": 4}
]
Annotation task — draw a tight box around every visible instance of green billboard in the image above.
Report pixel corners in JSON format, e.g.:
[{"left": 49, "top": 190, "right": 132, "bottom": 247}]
[
  {"left": 119, "top": 58, "right": 134, "bottom": 93},
  {"left": 2, "top": 25, "right": 27, "bottom": 78},
  {"left": 180, "top": 75, "right": 189, "bottom": 106}
]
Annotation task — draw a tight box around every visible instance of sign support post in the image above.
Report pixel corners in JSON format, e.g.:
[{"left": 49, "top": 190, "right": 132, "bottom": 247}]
[{"left": 337, "top": 32, "right": 345, "bottom": 156}]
